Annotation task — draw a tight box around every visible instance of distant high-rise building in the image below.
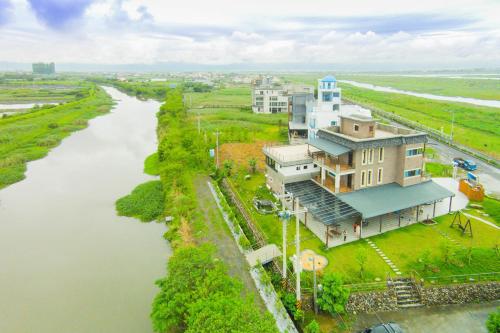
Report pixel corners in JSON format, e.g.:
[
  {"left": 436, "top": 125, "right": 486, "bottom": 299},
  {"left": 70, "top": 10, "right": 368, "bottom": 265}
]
[{"left": 32, "top": 62, "right": 56, "bottom": 75}]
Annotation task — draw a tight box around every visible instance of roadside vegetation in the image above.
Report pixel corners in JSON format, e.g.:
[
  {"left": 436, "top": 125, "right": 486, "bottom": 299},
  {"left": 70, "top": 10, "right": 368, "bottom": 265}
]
[{"left": 0, "top": 82, "right": 113, "bottom": 189}]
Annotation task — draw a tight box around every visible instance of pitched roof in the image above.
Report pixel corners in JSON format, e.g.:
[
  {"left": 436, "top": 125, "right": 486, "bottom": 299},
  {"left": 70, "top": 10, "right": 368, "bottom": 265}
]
[
  {"left": 338, "top": 181, "right": 454, "bottom": 219},
  {"left": 308, "top": 137, "right": 351, "bottom": 156}
]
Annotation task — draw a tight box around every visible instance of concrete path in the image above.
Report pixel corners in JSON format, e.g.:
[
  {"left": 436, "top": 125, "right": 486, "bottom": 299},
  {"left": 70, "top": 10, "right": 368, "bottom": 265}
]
[
  {"left": 194, "top": 176, "right": 265, "bottom": 310},
  {"left": 365, "top": 239, "right": 402, "bottom": 275},
  {"left": 353, "top": 301, "right": 500, "bottom": 333},
  {"left": 463, "top": 212, "right": 500, "bottom": 230}
]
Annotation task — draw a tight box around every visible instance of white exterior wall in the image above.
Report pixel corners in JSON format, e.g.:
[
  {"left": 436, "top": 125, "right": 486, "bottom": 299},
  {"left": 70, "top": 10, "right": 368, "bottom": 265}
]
[
  {"left": 275, "top": 162, "right": 319, "bottom": 177},
  {"left": 252, "top": 88, "right": 289, "bottom": 113}
]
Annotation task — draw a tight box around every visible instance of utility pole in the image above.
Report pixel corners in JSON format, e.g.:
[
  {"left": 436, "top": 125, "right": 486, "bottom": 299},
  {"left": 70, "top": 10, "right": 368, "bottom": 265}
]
[
  {"left": 311, "top": 256, "right": 318, "bottom": 314},
  {"left": 197, "top": 113, "right": 201, "bottom": 134},
  {"left": 282, "top": 188, "right": 288, "bottom": 279},
  {"left": 295, "top": 197, "right": 301, "bottom": 302},
  {"left": 215, "top": 130, "right": 220, "bottom": 169},
  {"left": 450, "top": 109, "right": 455, "bottom": 143}
]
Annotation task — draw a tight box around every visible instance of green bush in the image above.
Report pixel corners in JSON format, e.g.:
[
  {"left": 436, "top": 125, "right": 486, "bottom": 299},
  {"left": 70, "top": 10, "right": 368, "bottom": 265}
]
[
  {"left": 317, "top": 273, "right": 350, "bottom": 315},
  {"left": 115, "top": 180, "right": 164, "bottom": 222},
  {"left": 486, "top": 307, "right": 500, "bottom": 333},
  {"left": 144, "top": 152, "right": 160, "bottom": 176}
]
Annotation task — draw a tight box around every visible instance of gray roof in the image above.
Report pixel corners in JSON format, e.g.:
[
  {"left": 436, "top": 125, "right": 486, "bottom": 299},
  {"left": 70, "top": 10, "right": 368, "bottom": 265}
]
[
  {"left": 338, "top": 181, "right": 454, "bottom": 219},
  {"left": 308, "top": 137, "right": 351, "bottom": 156},
  {"left": 285, "top": 180, "right": 359, "bottom": 226}
]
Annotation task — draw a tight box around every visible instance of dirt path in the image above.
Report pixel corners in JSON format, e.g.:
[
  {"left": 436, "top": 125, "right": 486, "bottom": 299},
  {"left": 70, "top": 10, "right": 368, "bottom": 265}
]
[{"left": 194, "top": 176, "right": 266, "bottom": 310}]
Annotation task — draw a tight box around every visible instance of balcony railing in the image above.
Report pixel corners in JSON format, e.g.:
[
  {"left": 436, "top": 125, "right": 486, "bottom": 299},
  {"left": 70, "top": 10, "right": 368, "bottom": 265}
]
[
  {"left": 313, "top": 175, "right": 353, "bottom": 193},
  {"left": 311, "top": 154, "right": 354, "bottom": 173}
]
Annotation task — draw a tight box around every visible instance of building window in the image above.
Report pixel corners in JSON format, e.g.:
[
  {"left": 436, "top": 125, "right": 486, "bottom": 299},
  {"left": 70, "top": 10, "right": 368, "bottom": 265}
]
[
  {"left": 369, "top": 125, "right": 374, "bottom": 132},
  {"left": 330, "top": 120, "right": 337, "bottom": 126},
  {"left": 406, "top": 147, "right": 424, "bottom": 157},
  {"left": 332, "top": 104, "right": 339, "bottom": 111},
  {"left": 265, "top": 156, "right": 276, "bottom": 171},
  {"left": 360, "top": 170, "right": 366, "bottom": 187},
  {"left": 368, "top": 148, "right": 374, "bottom": 164},
  {"left": 367, "top": 170, "right": 373, "bottom": 186},
  {"left": 354, "top": 124, "right": 360, "bottom": 132},
  {"left": 404, "top": 168, "right": 422, "bottom": 178},
  {"left": 296, "top": 166, "right": 300, "bottom": 171},
  {"left": 378, "top": 147, "right": 384, "bottom": 162},
  {"left": 303, "top": 165, "right": 308, "bottom": 170},
  {"left": 361, "top": 149, "right": 367, "bottom": 165},
  {"left": 314, "top": 164, "right": 318, "bottom": 168},
  {"left": 377, "top": 167, "right": 383, "bottom": 184}
]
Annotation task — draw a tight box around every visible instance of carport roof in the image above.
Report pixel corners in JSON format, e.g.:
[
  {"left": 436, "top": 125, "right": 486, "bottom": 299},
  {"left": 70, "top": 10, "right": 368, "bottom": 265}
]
[
  {"left": 337, "top": 181, "right": 455, "bottom": 219},
  {"left": 285, "top": 180, "right": 359, "bottom": 226}
]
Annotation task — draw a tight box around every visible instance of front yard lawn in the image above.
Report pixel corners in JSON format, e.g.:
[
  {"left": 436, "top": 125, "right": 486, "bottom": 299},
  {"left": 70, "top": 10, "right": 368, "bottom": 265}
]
[{"left": 228, "top": 167, "right": 500, "bottom": 284}]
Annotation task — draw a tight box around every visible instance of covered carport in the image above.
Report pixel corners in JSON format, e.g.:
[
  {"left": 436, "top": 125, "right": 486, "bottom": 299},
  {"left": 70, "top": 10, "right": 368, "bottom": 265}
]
[{"left": 338, "top": 180, "right": 455, "bottom": 237}]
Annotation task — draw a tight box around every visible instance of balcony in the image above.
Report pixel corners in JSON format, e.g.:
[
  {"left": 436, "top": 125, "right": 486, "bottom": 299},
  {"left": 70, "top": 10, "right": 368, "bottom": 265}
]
[
  {"left": 310, "top": 152, "right": 354, "bottom": 174},
  {"left": 313, "top": 175, "right": 353, "bottom": 194}
]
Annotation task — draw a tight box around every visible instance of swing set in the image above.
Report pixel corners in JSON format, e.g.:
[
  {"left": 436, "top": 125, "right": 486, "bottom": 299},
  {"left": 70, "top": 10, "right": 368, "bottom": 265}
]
[{"left": 450, "top": 211, "right": 473, "bottom": 237}]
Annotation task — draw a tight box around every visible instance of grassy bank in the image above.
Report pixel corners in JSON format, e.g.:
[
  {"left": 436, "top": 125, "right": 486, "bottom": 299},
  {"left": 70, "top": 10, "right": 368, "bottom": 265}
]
[
  {"left": 337, "top": 75, "right": 500, "bottom": 100},
  {"left": 0, "top": 80, "right": 87, "bottom": 103},
  {"left": 116, "top": 180, "right": 165, "bottom": 222},
  {"left": 0, "top": 84, "right": 113, "bottom": 189}
]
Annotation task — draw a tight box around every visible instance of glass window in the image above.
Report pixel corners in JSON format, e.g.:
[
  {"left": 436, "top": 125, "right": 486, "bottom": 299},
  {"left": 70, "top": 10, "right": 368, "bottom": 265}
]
[
  {"left": 404, "top": 169, "right": 421, "bottom": 177},
  {"left": 406, "top": 147, "right": 424, "bottom": 157},
  {"left": 362, "top": 149, "right": 367, "bottom": 165},
  {"left": 354, "top": 124, "right": 359, "bottom": 132},
  {"left": 378, "top": 147, "right": 384, "bottom": 162},
  {"left": 368, "top": 149, "right": 374, "bottom": 164},
  {"left": 367, "top": 170, "right": 372, "bottom": 185},
  {"left": 377, "top": 168, "right": 383, "bottom": 184},
  {"left": 360, "top": 171, "right": 366, "bottom": 187}
]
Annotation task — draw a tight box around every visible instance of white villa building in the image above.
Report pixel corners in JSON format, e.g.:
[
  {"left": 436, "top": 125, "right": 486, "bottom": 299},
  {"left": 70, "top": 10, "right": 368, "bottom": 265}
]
[
  {"left": 252, "top": 76, "right": 314, "bottom": 114},
  {"left": 289, "top": 75, "right": 371, "bottom": 143}
]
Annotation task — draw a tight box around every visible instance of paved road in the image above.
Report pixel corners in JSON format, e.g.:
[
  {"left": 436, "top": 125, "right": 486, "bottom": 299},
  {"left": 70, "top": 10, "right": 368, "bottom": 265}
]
[
  {"left": 427, "top": 138, "right": 500, "bottom": 197},
  {"left": 384, "top": 117, "right": 500, "bottom": 197},
  {"left": 353, "top": 301, "right": 499, "bottom": 333}
]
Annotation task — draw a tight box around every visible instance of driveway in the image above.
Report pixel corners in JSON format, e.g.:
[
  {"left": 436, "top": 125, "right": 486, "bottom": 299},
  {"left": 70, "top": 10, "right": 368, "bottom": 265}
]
[{"left": 353, "top": 301, "right": 499, "bottom": 333}]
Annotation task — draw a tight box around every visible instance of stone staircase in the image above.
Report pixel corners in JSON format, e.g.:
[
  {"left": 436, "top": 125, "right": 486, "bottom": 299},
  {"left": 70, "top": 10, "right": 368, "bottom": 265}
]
[{"left": 392, "top": 277, "right": 423, "bottom": 308}]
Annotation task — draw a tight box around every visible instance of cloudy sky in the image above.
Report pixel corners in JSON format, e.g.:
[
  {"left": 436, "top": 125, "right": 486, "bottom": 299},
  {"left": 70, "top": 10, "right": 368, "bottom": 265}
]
[{"left": 1, "top": 0, "right": 500, "bottom": 70}]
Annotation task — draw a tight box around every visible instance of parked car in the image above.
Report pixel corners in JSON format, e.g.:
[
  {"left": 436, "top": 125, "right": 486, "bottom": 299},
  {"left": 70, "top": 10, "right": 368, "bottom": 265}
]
[
  {"left": 453, "top": 157, "right": 477, "bottom": 171},
  {"left": 361, "top": 322, "right": 404, "bottom": 333}
]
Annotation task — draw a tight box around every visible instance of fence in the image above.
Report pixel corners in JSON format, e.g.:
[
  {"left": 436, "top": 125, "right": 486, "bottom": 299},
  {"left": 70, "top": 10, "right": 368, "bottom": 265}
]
[{"left": 423, "top": 271, "right": 500, "bottom": 285}]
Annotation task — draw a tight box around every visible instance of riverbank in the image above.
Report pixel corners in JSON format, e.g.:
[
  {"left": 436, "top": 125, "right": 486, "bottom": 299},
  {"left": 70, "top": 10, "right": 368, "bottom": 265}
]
[
  {"left": 0, "top": 83, "right": 113, "bottom": 189},
  {"left": 0, "top": 87, "right": 169, "bottom": 333}
]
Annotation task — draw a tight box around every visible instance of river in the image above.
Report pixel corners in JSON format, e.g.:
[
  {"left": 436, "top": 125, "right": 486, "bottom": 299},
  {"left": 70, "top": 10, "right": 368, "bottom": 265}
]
[
  {"left": 0, "top": 87, "right": 170, "bottom": 333},
  {"left": 0, "top": 102, "right": 59, "bottom": 110},
  {"left": 339, "top": 80, "right": 500, "bottom": 108}
]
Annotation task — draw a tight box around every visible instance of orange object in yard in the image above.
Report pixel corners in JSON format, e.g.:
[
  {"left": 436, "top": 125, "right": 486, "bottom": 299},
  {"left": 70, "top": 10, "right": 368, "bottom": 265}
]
[{"left": 459, "top": 179, "right": 484, "bottom": 201}]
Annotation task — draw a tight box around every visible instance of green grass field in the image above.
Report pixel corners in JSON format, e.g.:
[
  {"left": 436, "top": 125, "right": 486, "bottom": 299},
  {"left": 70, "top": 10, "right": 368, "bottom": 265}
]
[
  {"left": 185, "top": 86, "right": 251, "bottom": 108},
  {"left": 0, "top": 81, "right": 87, "bottom": 103},
  {"left": 336, "top": 75, "right": 500, "bottom": 100},
  {"left": 0, "top": 84, "right": 112, "bottom": 189}
]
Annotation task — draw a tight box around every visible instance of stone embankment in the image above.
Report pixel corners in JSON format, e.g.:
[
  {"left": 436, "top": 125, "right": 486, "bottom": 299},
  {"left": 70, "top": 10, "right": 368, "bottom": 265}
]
[{"left": 346, "top": 281, "right": 499, "bottom": 313}]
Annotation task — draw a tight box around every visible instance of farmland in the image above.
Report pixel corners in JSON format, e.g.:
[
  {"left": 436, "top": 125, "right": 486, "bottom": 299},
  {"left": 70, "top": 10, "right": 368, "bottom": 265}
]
[{"left": 0, "top": 80, "right": 88, "bottom": 103}]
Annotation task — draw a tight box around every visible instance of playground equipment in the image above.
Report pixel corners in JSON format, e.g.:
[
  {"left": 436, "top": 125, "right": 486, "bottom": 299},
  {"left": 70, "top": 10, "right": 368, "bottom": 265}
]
[{"left": 450, "top": 211, "right": 473, "bottom": 237}]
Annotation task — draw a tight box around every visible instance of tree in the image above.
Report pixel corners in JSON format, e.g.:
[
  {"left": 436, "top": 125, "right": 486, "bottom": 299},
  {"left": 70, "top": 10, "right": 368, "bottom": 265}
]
[
  {"left": 486, "top": 307, "right": 500, "bottom": 333},
  {"left": 304, "top": 320, "right": 320, "bottom": 333},
  {"left": 248, "top": 157, "right": 257, "bottom": 174},
  {"left": 356, "top": 248, "right": 368, "bottom": 279},
  {"left": 317, "top": 273, "right": 350, "bottom": 315},
  {"left": 186, "top": 295, "right": 278, "bottom": 333},
  {"left": 223, "top": 160, "right": 234, "bottom": 176}
]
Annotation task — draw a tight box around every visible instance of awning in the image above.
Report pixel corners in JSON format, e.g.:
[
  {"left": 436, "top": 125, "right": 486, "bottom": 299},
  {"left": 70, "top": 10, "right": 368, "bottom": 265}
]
[
  {"left": 285, "top": 180, "right": 359, "bottom": 226},
  {"left": 308, "top": 137, "right": 351, "bottom": 156},
  {"left": 337, "top": 181, "right": 455, "bottom": 219}
]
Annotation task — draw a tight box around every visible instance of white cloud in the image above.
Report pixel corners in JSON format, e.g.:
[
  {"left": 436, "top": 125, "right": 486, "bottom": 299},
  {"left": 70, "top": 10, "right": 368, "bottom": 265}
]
[{"left": 0, "top": 0, "right": 499, "bottom": 68}]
